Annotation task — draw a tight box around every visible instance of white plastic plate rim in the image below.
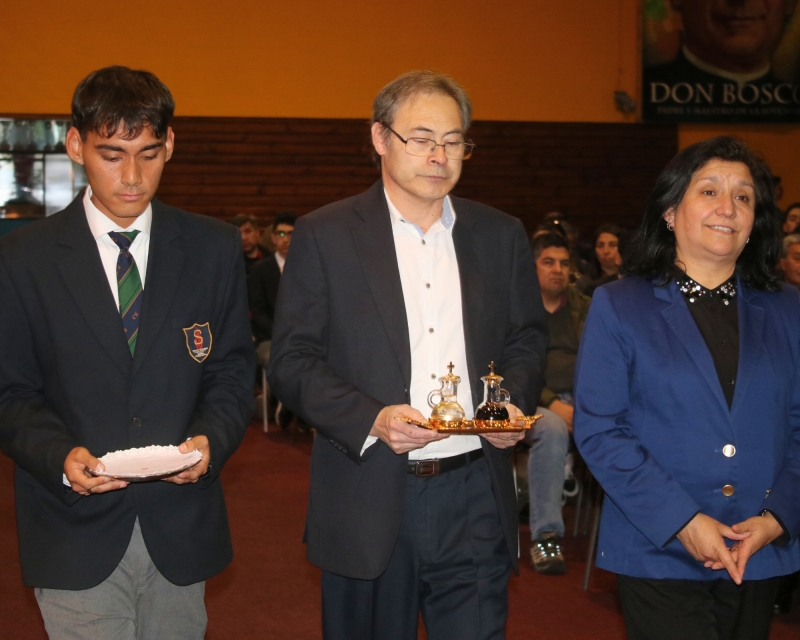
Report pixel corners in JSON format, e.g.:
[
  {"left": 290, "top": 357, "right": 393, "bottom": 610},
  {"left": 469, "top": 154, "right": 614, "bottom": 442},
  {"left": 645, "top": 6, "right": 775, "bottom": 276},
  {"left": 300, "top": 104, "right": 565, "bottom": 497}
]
[{"left": 92, "top": 446, "right": 202, "bottom": 480}]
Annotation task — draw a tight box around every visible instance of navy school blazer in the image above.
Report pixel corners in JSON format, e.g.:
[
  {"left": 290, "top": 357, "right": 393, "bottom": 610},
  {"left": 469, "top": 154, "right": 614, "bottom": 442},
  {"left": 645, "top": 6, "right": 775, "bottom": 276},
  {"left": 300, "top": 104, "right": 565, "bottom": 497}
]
[{"left": 0, "top": 194, "right": 254, "bottom": 589}]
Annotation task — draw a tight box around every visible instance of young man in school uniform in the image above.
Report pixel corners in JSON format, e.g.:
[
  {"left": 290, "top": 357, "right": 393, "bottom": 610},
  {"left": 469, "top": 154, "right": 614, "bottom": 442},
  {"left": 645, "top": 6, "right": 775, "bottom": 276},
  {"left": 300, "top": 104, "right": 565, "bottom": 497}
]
[{"left": 0, "top": 66, "right": 254, "bottom": 639}]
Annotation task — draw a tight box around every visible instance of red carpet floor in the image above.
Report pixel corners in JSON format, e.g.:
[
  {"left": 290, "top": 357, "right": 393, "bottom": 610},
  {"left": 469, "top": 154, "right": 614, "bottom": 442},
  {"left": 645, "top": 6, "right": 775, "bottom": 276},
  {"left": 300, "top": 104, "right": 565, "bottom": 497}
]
[{"left": 1, "top": 421, "right": 798, "bottom": 639}]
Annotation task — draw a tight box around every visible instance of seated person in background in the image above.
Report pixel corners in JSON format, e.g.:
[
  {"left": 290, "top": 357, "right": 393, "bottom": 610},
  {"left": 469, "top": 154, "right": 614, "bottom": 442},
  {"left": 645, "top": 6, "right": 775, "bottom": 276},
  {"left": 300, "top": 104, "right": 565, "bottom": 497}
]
[
  {"left": 524, "top": 232, "right": 591, "bottom": 575},
  {"left": 780, "top": 233, "right": 800, "bottom": 290},
  {"left": 577, "top": 223, "right": 623, "bottom": 297},
  {"left": 532, "top": 216, "right": 590, "bottom": 284},
  {"left": 249, "top": 212, "right": 296, "bottom": 426},
  {"left": 542, "top": 212, "right": 585, "bottom": 265},
  {"left": 231, "top": 213, "right": 264, "bottom": 274},
  {"left": 782, "top": 202, "right": 800, "bottom": 236},
  {"left": 249, "top": 212, "right": 296, "bottom": 361}
]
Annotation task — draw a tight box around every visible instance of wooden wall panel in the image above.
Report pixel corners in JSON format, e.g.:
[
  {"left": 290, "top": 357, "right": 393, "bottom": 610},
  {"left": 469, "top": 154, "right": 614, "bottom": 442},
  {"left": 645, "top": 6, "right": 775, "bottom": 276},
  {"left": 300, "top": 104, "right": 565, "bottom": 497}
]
[{"left": 160, "top": 117, "right": 678, "bottom": 235}]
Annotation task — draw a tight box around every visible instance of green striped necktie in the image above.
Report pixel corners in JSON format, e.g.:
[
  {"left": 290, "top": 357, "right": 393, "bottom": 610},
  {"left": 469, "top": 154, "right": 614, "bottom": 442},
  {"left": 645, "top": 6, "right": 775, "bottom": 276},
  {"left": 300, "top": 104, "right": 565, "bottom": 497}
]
[{"left": 108, "top": 231, "right": 143, "bottom": 356}]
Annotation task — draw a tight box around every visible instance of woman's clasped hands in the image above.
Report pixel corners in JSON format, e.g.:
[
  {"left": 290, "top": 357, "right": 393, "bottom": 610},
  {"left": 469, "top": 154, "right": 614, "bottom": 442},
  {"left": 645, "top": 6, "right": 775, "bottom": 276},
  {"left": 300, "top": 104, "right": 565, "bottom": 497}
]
[{"left": 677, "top": 511, "right": 785, "bottom": 584}]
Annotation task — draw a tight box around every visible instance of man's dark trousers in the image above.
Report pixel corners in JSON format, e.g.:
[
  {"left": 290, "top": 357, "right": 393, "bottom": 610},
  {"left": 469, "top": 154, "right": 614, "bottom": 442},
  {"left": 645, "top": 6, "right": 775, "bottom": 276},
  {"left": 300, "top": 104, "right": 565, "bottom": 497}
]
[
  {"left": 268, "top": 180, "right": 547, "bottom": 640},
  {"left": 322, "top": 456, "right": 510, "bottom": 640}
]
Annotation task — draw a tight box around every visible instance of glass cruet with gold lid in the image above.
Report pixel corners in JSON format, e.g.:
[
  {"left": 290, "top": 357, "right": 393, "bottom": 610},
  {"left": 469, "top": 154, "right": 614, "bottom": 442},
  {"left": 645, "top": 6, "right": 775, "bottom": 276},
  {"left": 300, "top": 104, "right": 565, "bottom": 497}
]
[
  {"left": 427, "top": 362, "right": 466, "bottom": 424},
  {"left": 475, "top": 361, "right": 510, "bottom": 422}
]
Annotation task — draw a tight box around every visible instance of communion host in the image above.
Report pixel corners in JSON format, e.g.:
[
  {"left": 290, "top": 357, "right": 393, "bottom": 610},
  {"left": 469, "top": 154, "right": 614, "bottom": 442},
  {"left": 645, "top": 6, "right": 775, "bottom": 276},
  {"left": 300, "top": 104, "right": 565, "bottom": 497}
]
[
  {"left": 268, "top": 70, "right": 547, "bottom": 640},
  {"left": 0, "top": 66, "right": 254, "bottom": 639}
]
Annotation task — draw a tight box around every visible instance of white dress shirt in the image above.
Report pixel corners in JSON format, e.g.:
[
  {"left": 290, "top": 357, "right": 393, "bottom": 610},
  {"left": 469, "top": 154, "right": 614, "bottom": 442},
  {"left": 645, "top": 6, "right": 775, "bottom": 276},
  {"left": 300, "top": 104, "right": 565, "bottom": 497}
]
[
  {"left": 361, "top": 191, "right": 481, "bottom": 460},
  {"left": 83, "top": 187, "right": 152, "bottom": 307},
  {"left": 64, "top": 189, "right": 153, "bottom": 487},
  {"left": 275, "top": 251, "right": 286, "bottom": 273}
]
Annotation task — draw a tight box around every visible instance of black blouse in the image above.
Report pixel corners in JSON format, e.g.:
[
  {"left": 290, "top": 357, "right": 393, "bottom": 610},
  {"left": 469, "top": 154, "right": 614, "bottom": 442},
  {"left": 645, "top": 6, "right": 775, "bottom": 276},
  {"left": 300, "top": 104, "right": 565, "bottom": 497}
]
[
  {"left": 676, "top": 273, "right": 789, "bottom": 543},
  {"left": 676, "top": 275, "right": 738, "bottom": 409}
]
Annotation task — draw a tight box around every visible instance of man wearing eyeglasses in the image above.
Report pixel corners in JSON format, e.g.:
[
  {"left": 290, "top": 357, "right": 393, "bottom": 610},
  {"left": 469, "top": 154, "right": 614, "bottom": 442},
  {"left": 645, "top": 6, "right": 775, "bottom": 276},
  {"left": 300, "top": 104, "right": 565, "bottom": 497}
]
[
  {"left": 249, "top": 212, "right": 296, "bottom": 426},
  {"left": 271, "top": 218, "right": 293, "bottom": 257},
  {"left": 268, "top": 71, "right": 546, "bottom": 640}
]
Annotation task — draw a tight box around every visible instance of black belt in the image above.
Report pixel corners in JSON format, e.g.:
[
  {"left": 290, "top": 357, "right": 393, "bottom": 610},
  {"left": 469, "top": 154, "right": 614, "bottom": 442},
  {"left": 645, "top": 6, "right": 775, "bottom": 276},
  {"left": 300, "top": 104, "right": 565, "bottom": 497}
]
[{"left": 407, "top": 448, "right": 484, "bottom": 478}]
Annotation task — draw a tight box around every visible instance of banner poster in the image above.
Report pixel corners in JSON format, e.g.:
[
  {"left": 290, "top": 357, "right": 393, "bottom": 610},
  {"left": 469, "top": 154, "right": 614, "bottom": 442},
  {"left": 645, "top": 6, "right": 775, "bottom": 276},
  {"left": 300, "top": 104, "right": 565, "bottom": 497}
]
[{"left": 642, "top": 1, "right": 800, "bottom": 122}]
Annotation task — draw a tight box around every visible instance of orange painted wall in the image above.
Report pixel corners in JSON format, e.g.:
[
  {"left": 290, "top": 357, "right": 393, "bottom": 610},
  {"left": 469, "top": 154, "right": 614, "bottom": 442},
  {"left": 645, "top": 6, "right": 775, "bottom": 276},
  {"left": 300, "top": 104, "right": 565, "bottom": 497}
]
[
  {"left": 1, "top": 0, "right": 640, "bottom": 122},
  {"left": 1, "top": 0, "right": 797, "bottom": 203},
  {"left": 680, "top": 125, "right": 800, "bottom": 207}
]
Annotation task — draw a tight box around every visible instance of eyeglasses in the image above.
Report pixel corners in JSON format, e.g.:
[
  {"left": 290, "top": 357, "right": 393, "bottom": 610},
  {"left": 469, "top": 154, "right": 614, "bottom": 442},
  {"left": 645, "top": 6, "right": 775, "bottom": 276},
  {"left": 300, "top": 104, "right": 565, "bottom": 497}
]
[
  {"left": 274, "top": 230, "right": 293, "bottom": 238},
  {"left": 383, "top": 125, "right": 475, "bottom": 160}
]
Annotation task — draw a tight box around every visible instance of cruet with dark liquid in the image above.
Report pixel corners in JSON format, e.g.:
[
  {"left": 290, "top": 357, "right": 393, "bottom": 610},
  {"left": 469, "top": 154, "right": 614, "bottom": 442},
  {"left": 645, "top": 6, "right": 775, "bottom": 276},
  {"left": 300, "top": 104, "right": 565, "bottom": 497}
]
[{"left": 475, "top": 361, "right": 510, "bottom": 423}]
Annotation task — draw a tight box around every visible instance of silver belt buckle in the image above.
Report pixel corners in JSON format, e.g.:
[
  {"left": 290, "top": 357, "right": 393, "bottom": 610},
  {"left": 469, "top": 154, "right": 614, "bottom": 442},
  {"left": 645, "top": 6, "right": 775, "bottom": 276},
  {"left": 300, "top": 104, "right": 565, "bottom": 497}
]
[{"left": 413, "top": 460, "right": 440, "bottom": 477}]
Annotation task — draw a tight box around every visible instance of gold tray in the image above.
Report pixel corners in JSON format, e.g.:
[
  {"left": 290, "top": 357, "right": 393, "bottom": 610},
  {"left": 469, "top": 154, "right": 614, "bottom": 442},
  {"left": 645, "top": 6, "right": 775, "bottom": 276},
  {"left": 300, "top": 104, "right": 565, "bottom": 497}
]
[{"left": 395, "top": 415, "right": 542, "bottom": 434}]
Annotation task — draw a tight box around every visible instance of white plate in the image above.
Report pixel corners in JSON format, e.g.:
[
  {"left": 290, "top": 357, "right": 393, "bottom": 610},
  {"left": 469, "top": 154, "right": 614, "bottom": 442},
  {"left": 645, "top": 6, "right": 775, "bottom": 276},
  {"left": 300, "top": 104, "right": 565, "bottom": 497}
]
[{"left": 92, "top": 445, "right": 202, "bottom": 480}]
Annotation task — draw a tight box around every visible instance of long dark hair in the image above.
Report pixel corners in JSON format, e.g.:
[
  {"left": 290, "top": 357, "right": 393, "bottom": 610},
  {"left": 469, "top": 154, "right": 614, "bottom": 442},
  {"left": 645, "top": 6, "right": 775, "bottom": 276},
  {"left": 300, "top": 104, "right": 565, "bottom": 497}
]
[
  {"left": 624, "top": 136, "right": 781, "bottom": 291},
  {"left": 591, "top": 223, "right": 622, "bottom": 276}
]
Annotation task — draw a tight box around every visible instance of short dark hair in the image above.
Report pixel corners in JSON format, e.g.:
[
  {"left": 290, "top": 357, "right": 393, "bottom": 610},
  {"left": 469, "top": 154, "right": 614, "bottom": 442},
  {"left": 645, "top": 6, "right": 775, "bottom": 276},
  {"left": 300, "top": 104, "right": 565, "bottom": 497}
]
[
  {"left": 273, "top": 212, "right": 297, "bottom": 228},
  {"left": 785, "top": 202, "right": 800, "bottom": 219},
  {"left": 72, "top": 66, "right": 175, "bottom": 140},
  {"left": 536, "top": 220, "right": 568, "bottom": 240},
  {"left": 531, "top": 232, "right": 569, "bottom": 261},
  {"left": 371, "top": 71, "right": 471, "bottom": 167},
  {"left": 230, "top": 214, "right": 259, "bottom": 229},
  {"left": 372, "top": 71, "right": 471, "bottom": 133},
  {"left": 624, "top": 136, "right": 781, "bottom": 291}
]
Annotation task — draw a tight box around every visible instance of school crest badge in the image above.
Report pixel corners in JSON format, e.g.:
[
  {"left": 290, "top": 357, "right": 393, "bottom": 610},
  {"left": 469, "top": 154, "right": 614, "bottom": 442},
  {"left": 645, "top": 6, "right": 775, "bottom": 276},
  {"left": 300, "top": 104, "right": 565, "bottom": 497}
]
[{"left": 183, "top": 323, "right": 212, "bottom": 363}]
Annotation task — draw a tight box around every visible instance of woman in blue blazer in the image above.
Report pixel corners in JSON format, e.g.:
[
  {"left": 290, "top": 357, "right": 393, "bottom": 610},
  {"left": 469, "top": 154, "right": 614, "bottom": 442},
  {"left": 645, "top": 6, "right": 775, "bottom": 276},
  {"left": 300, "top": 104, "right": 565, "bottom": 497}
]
[{"left": 574, "top": 137, "right": 800, "bottom": 640}]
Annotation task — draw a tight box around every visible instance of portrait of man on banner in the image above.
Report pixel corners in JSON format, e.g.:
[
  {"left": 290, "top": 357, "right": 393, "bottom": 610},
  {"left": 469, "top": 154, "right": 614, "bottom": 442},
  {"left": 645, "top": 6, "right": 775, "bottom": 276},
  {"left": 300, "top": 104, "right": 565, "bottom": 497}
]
[{"left": 643, "top": 0, "right": 800, "bottom": 122}]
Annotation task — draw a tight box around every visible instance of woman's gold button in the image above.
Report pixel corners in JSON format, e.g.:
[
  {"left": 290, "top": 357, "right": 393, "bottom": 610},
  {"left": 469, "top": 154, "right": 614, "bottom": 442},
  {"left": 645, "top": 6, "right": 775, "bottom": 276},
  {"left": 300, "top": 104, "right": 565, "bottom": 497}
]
[{"left": 722, "top": 445, "right": 736, "bottom": 457}]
